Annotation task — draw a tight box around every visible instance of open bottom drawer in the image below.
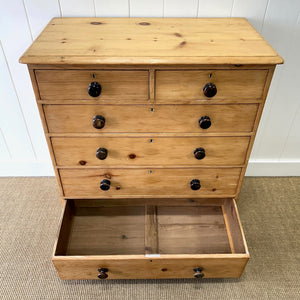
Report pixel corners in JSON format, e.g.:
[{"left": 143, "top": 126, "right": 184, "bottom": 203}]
[{"left": 53, "top": 198, "right": 249, "bottom": 279}]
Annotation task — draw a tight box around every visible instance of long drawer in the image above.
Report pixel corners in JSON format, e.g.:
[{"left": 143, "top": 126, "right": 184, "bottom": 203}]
[
  {"left": 53, "top": 198, "right": 249, "bottom": 279},
  {"left": 52, "top": 136, "right": 250, "bottom": 167},
  {"left": 155, "top": 70, "right": 268, "bottom": 102},
  {"left": 44, "top": 104, "right": 258, "bottom": 133},
  {"left": 59, "top": 168, "right": 241, "bottom": 198},
  {"left": 35, "top": 70, "right": 149, "bottom": 102}
]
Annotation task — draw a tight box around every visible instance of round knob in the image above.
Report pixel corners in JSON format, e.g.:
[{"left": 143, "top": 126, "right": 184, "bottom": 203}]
[
  {"left": 198, "top": 116, "right": 211, "bottom": 129},
  {"left": 100, "top": 179, "right": 110, "bottom": 191},
  {"left": 190, "top": 179, "right": 201, "bottom": 191},
  {"left": 97, "top": 268, "right": 108, "bottom": 279},
  {"left": 193, "top": 267, "right": 204, "bottom": 278},
  {"left": 203, "top": 83, "right": 217, "bottom": 98},
  {"left": 194, "top": 147, "right": 205, "bottom": 160},
  {"left": 88, "top": 81, "right": 102, "bottom": 97},
  {"left": 93, "top": 115, "right": 105, "bottom": 129},
  {"left": 96, "top": 147, "right": 108, "bottom": 160}
]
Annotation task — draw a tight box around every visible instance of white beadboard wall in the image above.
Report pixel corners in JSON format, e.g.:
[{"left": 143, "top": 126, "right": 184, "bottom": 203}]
[{"left": 0, "top": 0, "right": 299, "bottom": 176}]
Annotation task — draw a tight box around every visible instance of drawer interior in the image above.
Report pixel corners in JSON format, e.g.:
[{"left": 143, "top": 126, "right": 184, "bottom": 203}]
[{"left": 55, "top": 198, "right": 247, "bottom": 256}]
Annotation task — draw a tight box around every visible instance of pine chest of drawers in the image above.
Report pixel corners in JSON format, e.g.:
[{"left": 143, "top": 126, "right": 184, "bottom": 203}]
[{"left": 20, "top": 17, "right": 283, "bottom": 280}]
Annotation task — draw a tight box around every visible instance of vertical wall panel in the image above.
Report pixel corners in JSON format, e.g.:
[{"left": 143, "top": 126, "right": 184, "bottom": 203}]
[
  {"left": 198, "top": 0, "right": 233, "bottom": 17},
  {"left": 0, "top": 43, "right": 35, "bottom": 161},
  {"left": 130, "top": 0, "right": 163, "bottom": 17},
  {"left": 0, "top": 129, "right": 11, "bottom": 161},
  {"left": 95, "top": 0, "right": 129, "bottom": 17},
  {"left": 164, "top": 0, "right": 198, "bottom": 17},
  {"left": 59, "top": 0, "right": 95, "bottom": 17},
  {"left": 280, "top": 14, "right": 300, "bottom": 160},
  {"left": 281, "top": 105, "right": 300, "bottom": 160},
  {"left": 0, "top": 0, "right": 50, "bottom": 162},
  {"left": 24, "top": 0, "right": 61, "bottom": 39},
  {"left": 231, "top": 0, "right": 269, "bottom": 32},
  {"left": 250, "top": 0, "right": 300, "bottom": 160}
]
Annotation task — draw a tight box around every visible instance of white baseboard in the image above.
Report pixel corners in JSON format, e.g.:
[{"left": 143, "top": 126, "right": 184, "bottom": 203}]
[
  {"left": 0, "top": 161, "right": 55, "bottom": 176},
  {"left": 246, "top": 160, "right": 300, "bottom": 176},
  {"left": 0, "top": 160, "right": 299, "bottom": 177}
]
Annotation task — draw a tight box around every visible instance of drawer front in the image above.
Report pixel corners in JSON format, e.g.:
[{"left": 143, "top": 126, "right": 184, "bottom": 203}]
[
  {"left": 156, "top": 70, "right": 268, "bottom": 102},
  {"left": 44, "top": 104, "right": 258, "bottom": 133},
  {"left": 53, "top": 256, "right": 249, "bottom": 280},
  {"left": 59, "top": 168, "right": 241, "bottom": 198},
  {"left": 52, "top": 136, "right": 250, "bottom": 167},
  {"left": 35, "top": 70, "right": 149, "bottom": 102}
]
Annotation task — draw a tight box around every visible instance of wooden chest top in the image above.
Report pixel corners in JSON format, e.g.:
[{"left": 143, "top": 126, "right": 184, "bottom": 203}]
[{"left": 20, "top": 17, "right": 283, "bottom": 65}]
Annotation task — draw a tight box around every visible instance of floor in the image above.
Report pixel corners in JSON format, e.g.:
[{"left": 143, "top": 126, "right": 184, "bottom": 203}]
[{"left": 0, "top": 177, "right": 299, "bottom": 300}]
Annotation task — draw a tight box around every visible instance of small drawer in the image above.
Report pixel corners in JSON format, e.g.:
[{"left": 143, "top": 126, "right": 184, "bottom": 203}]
[
  {"left": 53, "top": 198, "right": 249, "bottom": 279},
  {"left": 44, "top": 104, "right": 258, "bottom": 133},
  {"left": 35, "top": 70, "right": 149, "bottom": 102},
  {"left": 155, "top": 70, "right": 268, "bottom": 103},
  {"left": 59, "top": 168, "right": 241, "bottom": 198},
  {"left": 52, "top": 136, "right": 250, "bottom": 167}
]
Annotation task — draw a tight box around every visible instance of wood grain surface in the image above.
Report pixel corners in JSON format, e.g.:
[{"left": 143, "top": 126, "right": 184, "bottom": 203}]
[
  {"left": 51, "top": 136, "right": 250, "bottom": 167},
  {"left": 66, "top": 206, "right": 145, "bottom": 255},
  {"left": 44, "top": 104, "right": 258, "bottom": 133},
  {"left": 20, "top": 18, "right": 283, "bottom": 65},
  {"left": 59, "top": 168, "right": 242, "bottom": 198},
  {"left": 36, "top": 70, "right": 149, "bottom": 101},
  {"left": 156, "top": 70, "right": 267, "bottom": 101},
  {"left": 157, "top": 206, "right": 231, "bottom": 254}
]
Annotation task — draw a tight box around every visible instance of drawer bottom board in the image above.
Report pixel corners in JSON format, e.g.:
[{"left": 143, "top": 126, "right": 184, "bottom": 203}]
[{"left": 53, "top": 198, "right": 249, "bottom": 279}]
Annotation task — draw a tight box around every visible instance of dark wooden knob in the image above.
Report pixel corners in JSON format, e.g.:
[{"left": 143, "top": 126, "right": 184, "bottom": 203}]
[
  {"left": 194, "top": 147, "right": 205, "bottom": 160},
  {"left": 93, "top": 115, "right": 105, "bottom": 129},
  {"left": 96, "top": 147, "right": 108, "bottom": 160},
  {"left": 190, "top": 179, "right": 201, "bottom": 190},
  {"left": 203, "top": 83, "right": 217, "bottom": 97},
  {"left": 88, "top": 81, "right": 102, "bottom": 97},
  {"left": 98, "top": 268, "right": 108, "bottom": 279},
  {"left": 193, "top": 267, "right": 204, "bottom": 278},
  {"left": 198, "top": 116, "right": 211, "bottom": 129},
  {"left": 100, "top": 179, "right": 110, "bottom": 191}
]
